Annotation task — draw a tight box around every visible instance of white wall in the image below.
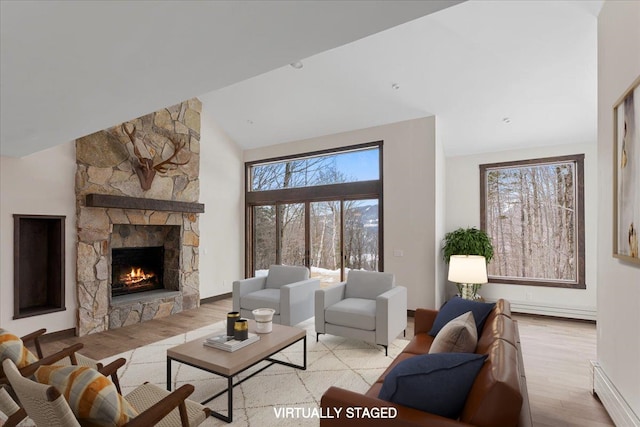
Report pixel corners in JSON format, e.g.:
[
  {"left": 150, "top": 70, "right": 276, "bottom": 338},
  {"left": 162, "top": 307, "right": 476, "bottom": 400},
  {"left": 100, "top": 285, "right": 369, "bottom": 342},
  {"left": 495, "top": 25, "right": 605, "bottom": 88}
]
[
  {"left": 198, "top": 103, "right": 244, "bottom": 298},
  {"left": 434, "top": 121, "right": 447, "bottom": 308},
  {"left": 597, "top": 0, "right": 640, "bottom": 417},
  {"left": 445, "top": 142, "right": 598, "bottom": 320},
  {"left": 0, "top": 102, "right": 245, "bottom": 335},
  {"left": 244, "top": 117, "right": 438, "bottom": 310},
  {"left": 0, "top": 142, "right": 78, "bottom": 336}
]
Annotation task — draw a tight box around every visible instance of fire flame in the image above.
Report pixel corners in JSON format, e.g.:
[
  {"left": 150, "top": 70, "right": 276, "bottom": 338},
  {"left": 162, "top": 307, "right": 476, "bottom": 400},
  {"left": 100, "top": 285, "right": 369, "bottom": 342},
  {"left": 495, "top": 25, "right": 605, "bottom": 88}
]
[{"left": 120, "top": 267, "right": 155, "bottom": 287}]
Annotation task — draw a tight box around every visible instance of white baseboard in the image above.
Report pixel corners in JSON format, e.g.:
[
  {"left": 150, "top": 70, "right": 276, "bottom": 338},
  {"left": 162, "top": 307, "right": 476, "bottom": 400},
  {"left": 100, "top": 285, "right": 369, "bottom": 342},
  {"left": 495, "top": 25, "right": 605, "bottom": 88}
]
[
  {"left": 485, "top": 298, "right": 597, "bottom": 321},
  {"left": 592, "top": 361, "right": 640, "bottom": 427}
]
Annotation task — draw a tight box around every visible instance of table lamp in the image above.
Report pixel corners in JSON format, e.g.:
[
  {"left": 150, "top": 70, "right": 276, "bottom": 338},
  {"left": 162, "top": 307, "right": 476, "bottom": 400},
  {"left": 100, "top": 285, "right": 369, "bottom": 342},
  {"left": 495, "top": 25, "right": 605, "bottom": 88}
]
[{"left": 448, "top": 255, "right": 488, "bottom": 300}]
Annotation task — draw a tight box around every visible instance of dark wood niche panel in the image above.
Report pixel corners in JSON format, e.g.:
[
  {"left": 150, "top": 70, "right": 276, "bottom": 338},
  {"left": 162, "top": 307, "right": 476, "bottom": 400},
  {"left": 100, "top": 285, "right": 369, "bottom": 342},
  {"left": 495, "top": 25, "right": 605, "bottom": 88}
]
[
  {"left": 85, "top": 194, "right": 205, "bottom": 213},
  {"left": 13, "top": 215, "right": 66, "bottom": 319}
]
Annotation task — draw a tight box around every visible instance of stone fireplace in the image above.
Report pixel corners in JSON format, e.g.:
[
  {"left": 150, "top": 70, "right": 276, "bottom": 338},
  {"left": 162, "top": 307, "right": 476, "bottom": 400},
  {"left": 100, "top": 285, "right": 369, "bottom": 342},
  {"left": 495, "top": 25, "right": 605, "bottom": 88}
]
[{"left": 74, "top": 99, "right": 204, "bottom": 336}]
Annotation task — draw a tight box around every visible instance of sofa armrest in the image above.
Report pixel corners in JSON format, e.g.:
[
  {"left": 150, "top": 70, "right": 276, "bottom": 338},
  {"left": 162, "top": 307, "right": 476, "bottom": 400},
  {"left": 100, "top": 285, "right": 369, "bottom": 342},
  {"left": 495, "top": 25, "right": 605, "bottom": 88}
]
[
  {"left": 376, "top": 286, "right": 407, "bottom": 346},
  {"left": 315, "top": 283, "right": 346, "bottom": 334},
  {"left": 320, "top": 386, "right": 475, "bottom": 427},
  {"left": 232, "top": 276, "right": 267, "bottom": 311},
  {"left": 281, "top": 278, "right": 320, "bottom": 325},
  {"left": 414, "top": 308, "right": 438, "bottom": 335}
]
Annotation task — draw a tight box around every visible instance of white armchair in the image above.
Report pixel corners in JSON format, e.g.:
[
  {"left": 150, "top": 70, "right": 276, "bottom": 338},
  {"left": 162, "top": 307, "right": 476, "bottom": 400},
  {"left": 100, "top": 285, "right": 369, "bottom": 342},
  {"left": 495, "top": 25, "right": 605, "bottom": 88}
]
[
  {"left": 315, "top": 270, "right": 407, "bottom": 356},
  {"left": 233, "top": 265, "right": 320, "bottom": 326}
]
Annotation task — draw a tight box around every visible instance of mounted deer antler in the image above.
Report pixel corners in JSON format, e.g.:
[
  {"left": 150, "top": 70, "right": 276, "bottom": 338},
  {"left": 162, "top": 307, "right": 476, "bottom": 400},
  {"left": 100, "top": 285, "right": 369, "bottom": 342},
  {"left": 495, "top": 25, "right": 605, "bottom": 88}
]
[
  {"left": 122, "top": 123, "right": 190, "bottom": 191},
  {"left": 153, "top": 138, "right": 189, "bottom": 173}
]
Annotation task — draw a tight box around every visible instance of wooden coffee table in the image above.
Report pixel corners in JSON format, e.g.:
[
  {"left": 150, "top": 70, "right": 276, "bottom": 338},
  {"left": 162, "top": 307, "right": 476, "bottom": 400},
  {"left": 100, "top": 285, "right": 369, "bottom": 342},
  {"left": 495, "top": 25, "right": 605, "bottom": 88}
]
[{"left": 166, "top": 320, "right": 307, "bottom": 423}]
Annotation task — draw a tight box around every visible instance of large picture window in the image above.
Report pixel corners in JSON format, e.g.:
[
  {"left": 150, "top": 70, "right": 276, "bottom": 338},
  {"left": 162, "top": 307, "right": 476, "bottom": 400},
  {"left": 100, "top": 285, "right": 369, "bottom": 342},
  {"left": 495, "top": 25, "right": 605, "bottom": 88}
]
[
  {"left": 246, "top": 142, "right": 383, "bottom": 286},
  {"left": 480, "top": 155, "right": 585, "bottom": 288}
]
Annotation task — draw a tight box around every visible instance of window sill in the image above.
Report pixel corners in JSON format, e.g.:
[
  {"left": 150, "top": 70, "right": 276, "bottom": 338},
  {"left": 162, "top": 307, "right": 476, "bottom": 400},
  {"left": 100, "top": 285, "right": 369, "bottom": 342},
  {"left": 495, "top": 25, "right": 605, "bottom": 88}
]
[{"left": 488, "top": 278, "right": 586, "bottom": 289}]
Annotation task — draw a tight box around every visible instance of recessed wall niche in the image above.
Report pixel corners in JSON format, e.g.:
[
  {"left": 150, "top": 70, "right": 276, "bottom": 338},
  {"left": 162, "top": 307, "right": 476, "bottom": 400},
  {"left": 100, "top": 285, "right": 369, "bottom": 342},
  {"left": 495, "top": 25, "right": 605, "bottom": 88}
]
[{"left": 13, "top": 214, "right": 66, "bottom": 319}]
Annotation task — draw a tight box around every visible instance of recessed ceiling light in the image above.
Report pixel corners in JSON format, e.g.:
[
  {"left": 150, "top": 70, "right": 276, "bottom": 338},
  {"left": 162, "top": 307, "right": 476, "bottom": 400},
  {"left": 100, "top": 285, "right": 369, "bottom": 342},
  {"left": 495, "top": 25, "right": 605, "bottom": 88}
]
[
  {"left": 290, "top": 61, "right": 303, "bottom": 69},
  {"left": 391, "top": 83, "right": 400, "bottom": 90},
  {"left": 502, "top": 117, "right": 511, "bottom": 124}
]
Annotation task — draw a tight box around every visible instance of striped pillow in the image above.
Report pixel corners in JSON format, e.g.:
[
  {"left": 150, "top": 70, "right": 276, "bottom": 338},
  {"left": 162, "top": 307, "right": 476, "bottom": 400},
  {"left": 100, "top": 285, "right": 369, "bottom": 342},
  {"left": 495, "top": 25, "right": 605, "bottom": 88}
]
[
  {"left": 0, "top": 329, "right": 38, "bottom": 369},
  {"left": 35, "top": 365, "right": 138, "bottom": 426}
]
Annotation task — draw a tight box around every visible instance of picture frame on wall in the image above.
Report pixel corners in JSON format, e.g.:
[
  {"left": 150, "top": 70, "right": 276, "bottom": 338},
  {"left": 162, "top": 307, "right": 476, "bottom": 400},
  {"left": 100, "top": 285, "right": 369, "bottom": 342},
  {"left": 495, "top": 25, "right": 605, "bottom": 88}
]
[{"left": 613, "top": 75, "right": 640, "bottom": 265}]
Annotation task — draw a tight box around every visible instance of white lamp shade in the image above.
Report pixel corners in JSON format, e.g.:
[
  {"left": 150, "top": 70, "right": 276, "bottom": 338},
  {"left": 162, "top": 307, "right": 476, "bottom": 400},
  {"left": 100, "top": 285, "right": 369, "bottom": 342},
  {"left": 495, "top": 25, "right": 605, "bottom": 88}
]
[{"left": 448, "top": 255, "right": 488, "bottom": 284}]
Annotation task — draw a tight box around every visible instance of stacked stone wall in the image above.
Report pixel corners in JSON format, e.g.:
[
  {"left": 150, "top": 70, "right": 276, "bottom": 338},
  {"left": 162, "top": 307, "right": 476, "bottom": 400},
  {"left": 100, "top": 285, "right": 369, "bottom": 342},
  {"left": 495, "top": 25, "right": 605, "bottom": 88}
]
[{"left": 74, "top": 99, "right": 202, "bottom": 336}]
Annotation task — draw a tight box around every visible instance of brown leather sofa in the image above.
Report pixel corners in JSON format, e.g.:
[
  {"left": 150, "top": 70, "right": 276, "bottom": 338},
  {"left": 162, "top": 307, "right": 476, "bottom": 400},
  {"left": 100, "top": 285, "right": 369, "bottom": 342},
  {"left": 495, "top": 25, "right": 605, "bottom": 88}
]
[{"left": 320, "top": 299, "right": 530, "bottom": 427}]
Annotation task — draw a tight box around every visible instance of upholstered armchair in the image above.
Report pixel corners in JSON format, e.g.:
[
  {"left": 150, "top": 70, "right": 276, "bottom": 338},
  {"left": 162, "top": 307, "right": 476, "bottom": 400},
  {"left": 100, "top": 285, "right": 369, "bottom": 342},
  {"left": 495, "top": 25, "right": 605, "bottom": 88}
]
[
  {"left": 233, "top": 265, "right": 320, "bottom": 326},
  {"left": 315, "top": 270, "right": 407, "bottom": 356}
]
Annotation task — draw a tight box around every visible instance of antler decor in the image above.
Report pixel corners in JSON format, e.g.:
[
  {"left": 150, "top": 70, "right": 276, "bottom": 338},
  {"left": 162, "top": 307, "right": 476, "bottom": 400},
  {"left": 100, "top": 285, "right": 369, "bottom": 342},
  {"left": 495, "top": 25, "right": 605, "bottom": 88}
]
[{"left": 122, "top": 123, "right": 190, "bottom": 191}]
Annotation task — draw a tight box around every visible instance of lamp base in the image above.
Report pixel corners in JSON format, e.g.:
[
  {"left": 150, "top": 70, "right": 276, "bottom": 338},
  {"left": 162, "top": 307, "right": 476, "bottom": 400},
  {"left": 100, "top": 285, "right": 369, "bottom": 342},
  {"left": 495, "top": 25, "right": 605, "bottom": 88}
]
[{"left": 457, "top": 283, "right": 483, "bottom": 301}]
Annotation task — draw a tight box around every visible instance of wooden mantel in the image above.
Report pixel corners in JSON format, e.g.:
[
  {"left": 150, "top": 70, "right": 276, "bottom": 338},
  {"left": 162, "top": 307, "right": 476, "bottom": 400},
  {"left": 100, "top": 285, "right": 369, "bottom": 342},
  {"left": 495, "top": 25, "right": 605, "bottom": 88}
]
[{"left": 85, "top": 194, "right": 205, "bottom": 213}]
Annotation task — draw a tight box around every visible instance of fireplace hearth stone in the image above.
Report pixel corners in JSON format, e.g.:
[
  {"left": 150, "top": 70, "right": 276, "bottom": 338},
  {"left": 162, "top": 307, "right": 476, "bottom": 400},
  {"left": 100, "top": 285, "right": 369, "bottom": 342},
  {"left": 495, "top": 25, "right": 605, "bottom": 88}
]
[{"left": 109, "top": 290, "right": 180, "bottom": 328}]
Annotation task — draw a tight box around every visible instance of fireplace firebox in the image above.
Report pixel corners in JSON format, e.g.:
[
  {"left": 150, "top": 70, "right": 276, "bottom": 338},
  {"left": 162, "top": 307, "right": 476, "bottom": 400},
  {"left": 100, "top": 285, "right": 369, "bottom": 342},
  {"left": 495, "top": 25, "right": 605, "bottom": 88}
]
[{"left": 111, "top": 246, "right": 164, "bottom": 297}]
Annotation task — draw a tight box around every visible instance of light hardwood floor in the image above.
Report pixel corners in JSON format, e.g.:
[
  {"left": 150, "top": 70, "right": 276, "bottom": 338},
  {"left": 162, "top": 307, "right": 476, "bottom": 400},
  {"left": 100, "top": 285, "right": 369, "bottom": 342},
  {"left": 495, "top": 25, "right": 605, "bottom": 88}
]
[
  {"left": 39, "top": 299, "right": 613, "bottom": 426},
  {"left": 515, "top": 314, "right": 613, "bottom": 427}
]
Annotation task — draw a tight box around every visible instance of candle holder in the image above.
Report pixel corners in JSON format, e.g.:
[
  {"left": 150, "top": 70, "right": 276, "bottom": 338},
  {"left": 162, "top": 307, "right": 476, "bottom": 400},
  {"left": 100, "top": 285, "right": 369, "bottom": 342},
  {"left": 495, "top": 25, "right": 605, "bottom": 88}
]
[
  {"left": 233, "top": 318, "right": 249, "bottom": 341},
  {"left": 226, "top": 311, "right": 240, "bottom": 337}
]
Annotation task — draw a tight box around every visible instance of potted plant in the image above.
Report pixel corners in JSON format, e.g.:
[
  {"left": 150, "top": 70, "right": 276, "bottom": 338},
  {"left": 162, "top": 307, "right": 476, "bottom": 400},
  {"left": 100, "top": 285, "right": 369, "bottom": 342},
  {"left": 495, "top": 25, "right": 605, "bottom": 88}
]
[{"left": 442, "top": 227, "right": 494, "bottom": 299}]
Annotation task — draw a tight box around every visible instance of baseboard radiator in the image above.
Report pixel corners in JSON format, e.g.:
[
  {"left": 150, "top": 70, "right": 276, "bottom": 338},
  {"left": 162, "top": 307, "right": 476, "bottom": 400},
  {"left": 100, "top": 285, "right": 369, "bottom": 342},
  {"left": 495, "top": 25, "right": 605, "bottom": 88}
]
[
  {"left": 508, "top": 300, "right": 597, "bottom": 321},
  {"left": 480, "top": 298, "right": 597, "bottom": 321},
  {"left": 592, "top": 361, "right": 640, "bottom": 427}
]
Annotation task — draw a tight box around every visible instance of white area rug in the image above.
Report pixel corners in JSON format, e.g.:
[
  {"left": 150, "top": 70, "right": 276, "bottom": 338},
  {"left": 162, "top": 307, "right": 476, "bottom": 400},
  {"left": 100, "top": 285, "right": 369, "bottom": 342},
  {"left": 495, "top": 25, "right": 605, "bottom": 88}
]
[{"left": 101, "top": 318, "right": 408, "bottom": 426}]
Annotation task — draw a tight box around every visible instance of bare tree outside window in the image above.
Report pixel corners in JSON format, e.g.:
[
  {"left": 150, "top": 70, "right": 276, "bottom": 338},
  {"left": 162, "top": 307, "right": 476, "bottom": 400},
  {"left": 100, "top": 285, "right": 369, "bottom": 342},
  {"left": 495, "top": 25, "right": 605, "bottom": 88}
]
[
  {"left": 251, "top": 156, "right": 335, "bottom": 191},
  {"left": 480, "top": 155, "right": 585, "bottom": 288},
  {"left": 278, "top": 203, "right": 305, "bottom": 266},
  {"left": 253, "top": 205, "right": 276, "bottom": 271},
  {"left": 344, "top": 200, "right": 379, "bottom": 271},
  {"left": 250, "top": 148, "right": 378, "bottom": 192}
]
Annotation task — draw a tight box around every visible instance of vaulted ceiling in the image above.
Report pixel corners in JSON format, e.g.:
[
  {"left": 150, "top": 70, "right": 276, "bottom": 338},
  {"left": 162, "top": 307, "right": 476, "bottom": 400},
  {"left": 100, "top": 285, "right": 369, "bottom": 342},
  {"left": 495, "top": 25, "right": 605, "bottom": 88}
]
[
  {"left": 0, "top": 0, "right": 458, "bottom": 157},
  {"left": 1, "top": 1, "right": 599, "bottom": 158}
]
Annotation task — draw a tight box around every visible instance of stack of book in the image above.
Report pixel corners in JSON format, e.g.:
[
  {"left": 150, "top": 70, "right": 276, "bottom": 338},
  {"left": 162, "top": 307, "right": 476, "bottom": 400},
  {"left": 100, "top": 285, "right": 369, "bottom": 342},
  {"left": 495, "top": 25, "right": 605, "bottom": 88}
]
[{"left": 203, "top": 331, "right": 260, "bottom": 352}]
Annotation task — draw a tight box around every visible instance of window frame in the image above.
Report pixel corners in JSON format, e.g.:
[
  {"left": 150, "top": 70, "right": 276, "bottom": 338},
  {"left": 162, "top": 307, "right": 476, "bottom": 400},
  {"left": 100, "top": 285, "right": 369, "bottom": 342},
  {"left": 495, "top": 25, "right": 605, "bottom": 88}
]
[
  {"left": 479, "top": 154, "right": 586, "bottom": 289},
  {"left": 245, "top": 141, "right": 384, "bottom": 279}
]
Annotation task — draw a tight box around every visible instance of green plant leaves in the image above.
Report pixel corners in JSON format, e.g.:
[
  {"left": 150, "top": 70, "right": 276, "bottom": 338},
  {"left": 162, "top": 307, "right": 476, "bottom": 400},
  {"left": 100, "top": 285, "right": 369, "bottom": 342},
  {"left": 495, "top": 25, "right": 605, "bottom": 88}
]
[{"left": 442, "top": 227, "right": 494, "bottom": 264}]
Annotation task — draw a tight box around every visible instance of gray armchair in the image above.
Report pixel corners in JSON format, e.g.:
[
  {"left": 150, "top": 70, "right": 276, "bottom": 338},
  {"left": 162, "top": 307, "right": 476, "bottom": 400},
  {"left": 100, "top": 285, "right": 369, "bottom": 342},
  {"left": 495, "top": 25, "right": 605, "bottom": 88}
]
[
  {"left": 315, "top": 270, "right": 407, "bottom": 356},
  {"left": 233, "top": 265, "right": 320, "bottom": 326}
]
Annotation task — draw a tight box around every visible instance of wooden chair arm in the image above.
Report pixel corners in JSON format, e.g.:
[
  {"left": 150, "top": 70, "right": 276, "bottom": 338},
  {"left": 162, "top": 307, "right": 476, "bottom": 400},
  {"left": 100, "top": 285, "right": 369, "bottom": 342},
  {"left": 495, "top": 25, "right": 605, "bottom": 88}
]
[
  {"left": 3, "top": 407, "right": 28, "bottom": 427},
  {"left": 124, "top": 384, "right": 195, "bottom": 427},
  {"left": 97, "top": 358, "right": 126, "bottom": 394},
  {"left": 19, "top": 343, "right": 84, "bottom": 378},
  {"left": 0, "top": 384, "right": 27, "bottom": 427},
  {"left": 20, "top": 328, "right": 46, "bottom": 359},
  {"left": 97, "top": 357, "right": 126, "bottom": 376}
]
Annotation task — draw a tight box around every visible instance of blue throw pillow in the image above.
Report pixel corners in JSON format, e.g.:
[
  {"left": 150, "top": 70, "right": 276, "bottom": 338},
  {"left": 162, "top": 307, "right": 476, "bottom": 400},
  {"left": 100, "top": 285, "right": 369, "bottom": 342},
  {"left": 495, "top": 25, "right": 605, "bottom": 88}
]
[
  {"left": 378, "top": 353, "right": 487, "bottom": 419},
  {"left": 429, "top": 297, "right": 495, "bottom": 337}
]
